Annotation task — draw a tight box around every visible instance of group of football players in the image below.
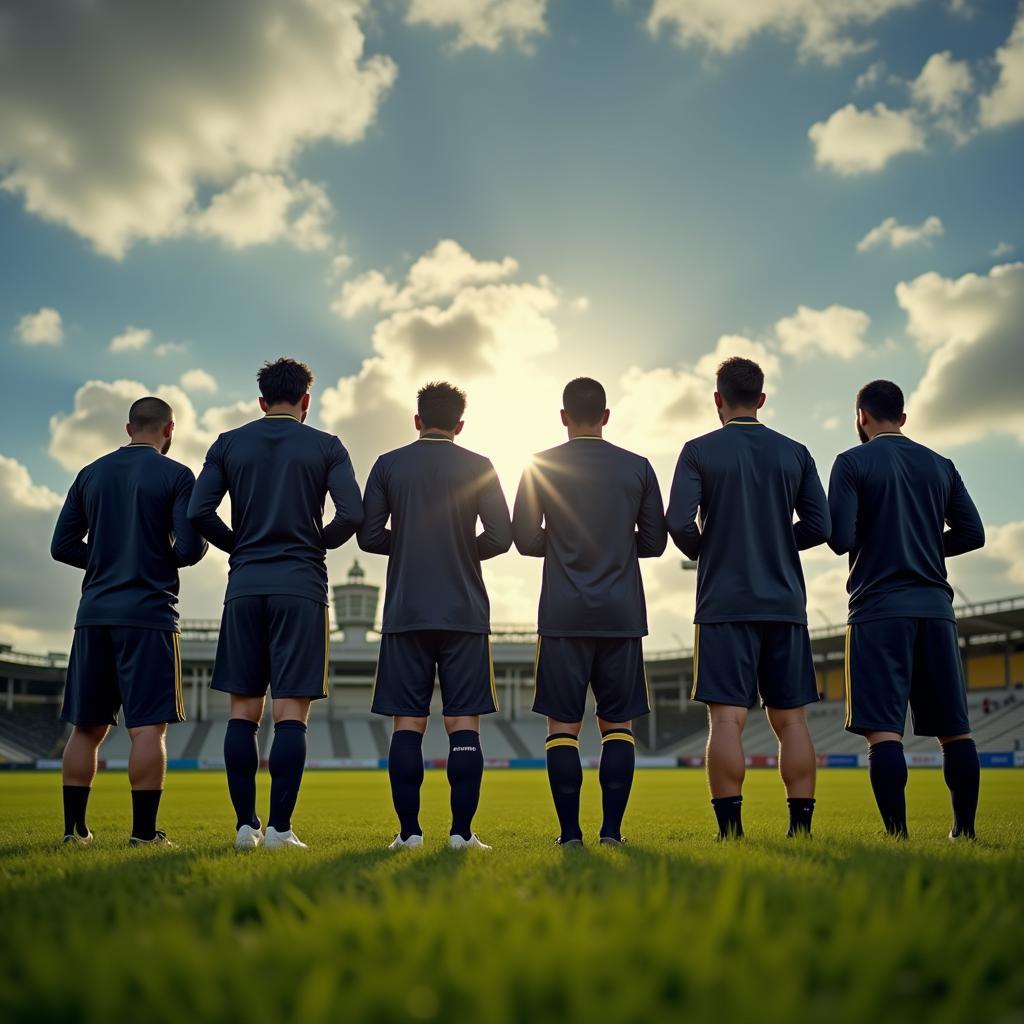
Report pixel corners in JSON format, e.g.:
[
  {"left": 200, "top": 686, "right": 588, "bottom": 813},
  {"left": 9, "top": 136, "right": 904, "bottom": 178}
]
[{"left": 50, "top": 354, "right": 985, "bottom": 850}]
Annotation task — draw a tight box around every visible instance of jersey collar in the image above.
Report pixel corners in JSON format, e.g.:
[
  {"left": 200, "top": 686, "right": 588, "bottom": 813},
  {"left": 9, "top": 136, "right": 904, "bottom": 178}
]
[
  {"left": 264, "top": 413, "right": 299, "bottom": 421},
  {"left": 419, "top": 433, "right": 454, "bottom": 442},
  {"left": 725, "top": 417, "right": 762, "bottom": 426},
  {"left": 570, "top": 435, "right": 604, "bottom": 440},
  {"left": 871, "top": 432, "right": 903, "bottom": 440}
]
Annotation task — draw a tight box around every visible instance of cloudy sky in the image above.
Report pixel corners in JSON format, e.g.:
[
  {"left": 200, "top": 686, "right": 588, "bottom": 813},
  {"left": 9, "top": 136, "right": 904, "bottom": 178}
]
[{"left": 3, "top": 0, "right": 1024, "bottom": 653}]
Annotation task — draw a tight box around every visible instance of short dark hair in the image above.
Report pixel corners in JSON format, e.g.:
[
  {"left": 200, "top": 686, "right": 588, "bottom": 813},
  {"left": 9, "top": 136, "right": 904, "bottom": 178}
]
[
  {"left": 857, "top": 379, "right": 904, "bottom": 422},
  {"left": 417, "top": 381, "right": 466, "bottom": 431},
  {"left": 128, "top": 396, "right": 173, "bottom": 433},
  {"left": 257, "top": 358, "right": 314, "bottom": 405},
  {"left": 716, "top": 357, "right": 764, "bottom": 406},
  {"left": 562, "top": 377, "right": 606, "bottom": 425}
]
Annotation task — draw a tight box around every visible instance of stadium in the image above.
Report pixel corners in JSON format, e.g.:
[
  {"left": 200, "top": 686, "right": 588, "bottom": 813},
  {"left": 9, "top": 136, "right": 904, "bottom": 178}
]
[{"left": 3, "top": 562, "right": 1023, "bottom": 769}]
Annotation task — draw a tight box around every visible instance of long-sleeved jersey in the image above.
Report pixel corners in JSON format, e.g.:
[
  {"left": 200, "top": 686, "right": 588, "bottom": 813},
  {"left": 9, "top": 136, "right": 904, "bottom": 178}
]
[
  {"left": 50, "top": 444, "right": 207, "bottom": 631},
  {"left": 357, "top": 434, "right": 512, "bottom": 633},
  {"left": 827, "top": 432, "right": 984, "bottom": 623},
  {"left": 666, "top": 418, "right": 830, "bottom": 624},
  {"left": 513, "top": 437, "right": 667, "bottom": 637},
  {"left": 187, "top": 414, "right": 363, "bottom": 605}
]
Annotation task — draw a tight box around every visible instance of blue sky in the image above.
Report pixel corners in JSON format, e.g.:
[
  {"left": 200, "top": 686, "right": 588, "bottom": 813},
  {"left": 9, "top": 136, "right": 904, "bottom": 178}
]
[{"left": 2, "top": 0, "right": 1023, "bottom": 650}]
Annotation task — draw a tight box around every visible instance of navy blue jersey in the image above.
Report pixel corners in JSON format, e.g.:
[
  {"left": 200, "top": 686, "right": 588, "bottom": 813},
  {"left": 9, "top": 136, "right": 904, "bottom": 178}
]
[
  {"left": 827, "top": 433, "right": 984, "bottom": 623},
  {"left": 187, "top": 415, "right": 363, "bottom": 605},
  {"left": 357, "top": 434, "right": 512, "bottom": 634},
  {"left": 666, "top": 418, "right": 830, "bottom": 624},
  {"left": 50, "top": 444, "right": 207, "bottom": 631},
  {"left": 512, "top": 437, "right": 667, "bottom": 637}
]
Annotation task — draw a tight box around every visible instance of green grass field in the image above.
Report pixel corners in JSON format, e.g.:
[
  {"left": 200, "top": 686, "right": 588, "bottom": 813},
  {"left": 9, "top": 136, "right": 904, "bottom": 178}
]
[{"left": 1, "top": 768, "right": 1021, "bottom": 1024}]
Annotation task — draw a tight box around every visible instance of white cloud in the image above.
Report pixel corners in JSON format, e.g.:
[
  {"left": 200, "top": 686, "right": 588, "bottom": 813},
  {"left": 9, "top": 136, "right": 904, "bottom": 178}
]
[
  {"left": 855, "top": 60, "right": 887, "bottom": 91},
  {"left": 334, "top": 240, "right": 520, "bottom": 318},
  {"left": 15, "top": 307, "right": 63, "bottom": 345},
  {"left": 180, "top": 369, "right": 218, "bottom": 394},
  {"left": 991, "top": 241, "right": 1015, "bottom": 258},
  {"left": 985, "top": 522, "right": 1024, "bottom": 585},
  {"left": 405, "top": 0, "right": 547, "bottom": 52},
  {"left": 109, "top": 327, "right": 153, "bottom": 353},
  {"left": 191, "top": 173, "right": 332, "bottom": 252},
  {"left": 808, "top": 102, "right": 925, "bottom": 174},
  {"left": 898, "top": 261, "right": 1024, "bottom": 445},
  {"left": 910, "top": 50, "right": 973, "bottom": 113},
  {"left": 645, "top": 0, "right": 919, "bottom": 65},
  {"left": 978, "top": 9, "right": 1024, "bottom": 128},
  {"left": 775, "top": 304, "right": 870, "bottom": 360},
  {"left": 856, "top": 214, "right": 944, "bottom": 252},
  {"left": 48, "top": 379, "right": 257, "bottom": 475},
  {"left": 155, "top": 342, "right": 186, "bottom": 357},
  {"left": 0, "top": 455, "right": 77, "bottom": 651},
  {"left": 0, "top": 1, "right": 396, "bottom": 257},
  {"left": 823, "top": 416, "right": 840, "bottom": 430}
]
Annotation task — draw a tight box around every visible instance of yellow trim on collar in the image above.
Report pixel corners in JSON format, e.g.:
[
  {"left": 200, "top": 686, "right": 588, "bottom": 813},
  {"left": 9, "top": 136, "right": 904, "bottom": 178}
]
[
  {"left": 265, "top": 414, "right": 299, "bottom": 421},
  {"left": 725, "top": 418, "right": 763, "bottom": 426},
  {"left": 871, "top": 432, "right": 903, "bottom": 440},
  {"left": 418, "top": 436, "right": 454, "bottom": 442},
  {"left": 570, "top": 435, "right": 604, "bottom": 440}
]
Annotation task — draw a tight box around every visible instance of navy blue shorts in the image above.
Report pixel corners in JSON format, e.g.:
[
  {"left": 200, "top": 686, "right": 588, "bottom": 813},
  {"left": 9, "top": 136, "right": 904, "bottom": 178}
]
[
  {"left": 692, "top": 622, "right": 819, "bottom": 710},
  {"left": 371, "top": 631, "right": 498, "bottom": 718},
  {"left": 211, "top": 595, "right": 330, "bottom": 700},
  {"left": 845, "top": 617, "right": 970, "bottom": 737},
  {"left": 61, "top": 626, "right": 184, "bottom": 728},
  {"left": 532, "top": 636, "right": 650, "bottom": 724}
]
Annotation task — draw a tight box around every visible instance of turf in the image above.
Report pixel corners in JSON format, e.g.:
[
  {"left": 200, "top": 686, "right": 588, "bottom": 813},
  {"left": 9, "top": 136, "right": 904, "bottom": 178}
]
[{"left": 0, "top": 768, "right": 1021, "bottom": 1024}]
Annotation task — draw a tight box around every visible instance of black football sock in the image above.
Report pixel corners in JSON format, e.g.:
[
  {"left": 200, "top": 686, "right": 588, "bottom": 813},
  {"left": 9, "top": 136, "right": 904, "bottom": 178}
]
[
  {"left": 546, "top": 734, "right": 583, "bottom": 842},
  {"left": 62, "top": 785, "right": 91, "bottom": 838},
  {"left": 942, "top": 738, "right": 980, "bottom": 839},
  {"left": 267, "top": 720, "right": 307, "bottom": 833},
  {"left": 388, "top": 729, "right": 424, "bottom": 840},
  {"left": 786, "top": 797, "right": 816, "bottom": 837},
  {"left": 712, "top": 795, "right": 744, "bottom": 838},
  {"left": 599, "top": 729, "right": 635, "bottom": 840},
  {"left": 131, "top": 789, "right": 162, "bottom": 841},
  {"left": 447, "top": 730, "right": 484, "bottom": 840},
  {"left": 224, "top": 718, "right": 260, "bottom": 831},
  {"left": 868, "top": 740, "right": 908, "bottom": 838}
]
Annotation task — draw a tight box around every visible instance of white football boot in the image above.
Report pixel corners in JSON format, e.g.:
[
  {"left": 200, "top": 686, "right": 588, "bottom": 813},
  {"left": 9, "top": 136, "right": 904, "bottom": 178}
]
[
  {"left": 388, "top": 833, "right": 424, "bottom": 850},
  {"left": 62, "top": 830, "right": 94, "bottom": 847},
  {"left": 264, "top": 826, "right": 307, "bottom": 849},
  {"left": 449, "top": 833, "right": 491, "bottom": 850},
  {"left": 234, "top": 824, "right": 264, "bottom": 850}
]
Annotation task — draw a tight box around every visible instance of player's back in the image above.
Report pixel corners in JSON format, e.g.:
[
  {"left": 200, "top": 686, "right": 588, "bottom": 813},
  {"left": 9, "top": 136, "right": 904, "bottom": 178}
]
[
  {"left": 828, "top": 434, "right": 984, "bottom": 622},
  {"left": 514, "top": 438, "right": 666, "bottom": 636},
  {"left": 359, "top": 435, "right": 512, "bottom": 633},
  {"left": 57, "top": 444, "right": 201, "bottom": 629},
  {"left": 668, "top": 419, "right": 828, "bottom": 624},
  {"left": 207, "top": 415, "right": 352, "bottom": 601}
]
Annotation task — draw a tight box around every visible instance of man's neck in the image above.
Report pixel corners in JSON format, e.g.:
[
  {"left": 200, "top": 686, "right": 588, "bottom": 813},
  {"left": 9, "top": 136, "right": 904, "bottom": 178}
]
[
  {"left": 721, "top": 407, "right": 759, "bottom": 424},
  {"left": 566, "top": 424, "right": 603, "bottom": 440},
  {"left": 866, "top": 422, "right": 903, "bottom": 440},
  {"left": 264, "top": 404, "right": 302, "bottom": 420}
]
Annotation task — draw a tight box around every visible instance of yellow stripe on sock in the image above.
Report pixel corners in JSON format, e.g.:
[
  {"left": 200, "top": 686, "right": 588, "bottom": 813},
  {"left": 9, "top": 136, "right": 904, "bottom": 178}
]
[
  {"left": 601, "top": 732, "right": 635, "bottom": 745},
  {"left": 545, "top": 737, "right": 579, "bottom": 751}
]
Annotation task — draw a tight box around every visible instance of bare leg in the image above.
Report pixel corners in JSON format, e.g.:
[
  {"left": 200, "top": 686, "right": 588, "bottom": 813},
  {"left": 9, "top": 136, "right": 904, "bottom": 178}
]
[
  {"left": 61, "top": 724, "right": 108, "bottom": 839},
  {"left": 127, "top": 723, "right": 168, "bottom": 841},
  {"left": 767, "top": 706, "right": 816, "bottom": 799},
  {"left": 706, "top": 704, "right": 748, "bottom": 798}
]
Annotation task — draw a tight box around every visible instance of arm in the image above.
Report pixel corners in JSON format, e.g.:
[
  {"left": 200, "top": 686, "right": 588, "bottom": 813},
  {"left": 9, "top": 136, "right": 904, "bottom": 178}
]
[
  {"left": 186, "top": 437, "right": 235, "bottom": 553},
  {"left": 943, "top": 465, "right": 985, "bottom": 557},
  {"left": 171, "top": 469, "right": 208, "bottom": 567},
  {"left": 665, "top": 443, "right": 702, "bottom": 560},
  {"left": 322, "top": 439, "right": 364, "bottom": 549},
  {"left": 476, "top": 459, "right": 513, "bottom": 561},
  {"left": 355, "top": 459, "right": 391, "bottom": 556},
  {"left": 512, "top": 465, "right": 546, "bottom": 557},
  {"left": 793, "top": 450, "right": 831, "bottom": 551},
  {"left": 50, "top": 476, "right": 89, "bottom": 569},
  {"left": 636, "top": 459, "right": 668, "bottom": 557},
  {"left": 826, "top": 454, "right": 858, "bottom": 556}
]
